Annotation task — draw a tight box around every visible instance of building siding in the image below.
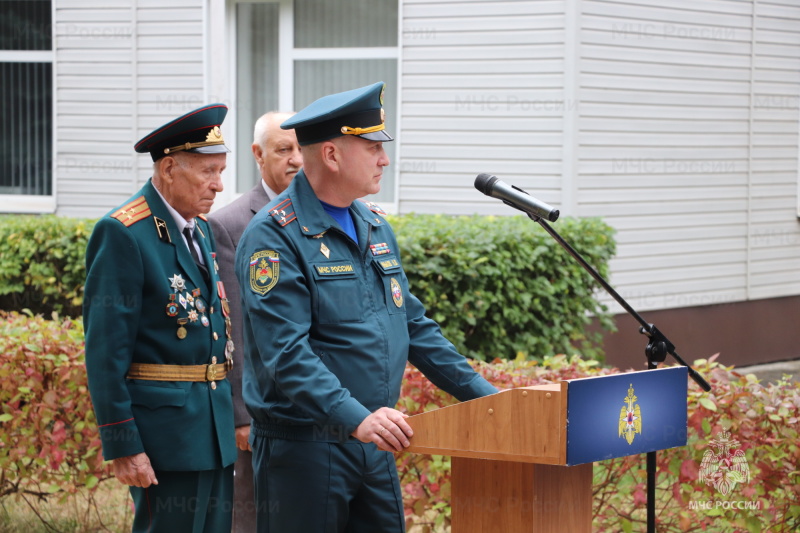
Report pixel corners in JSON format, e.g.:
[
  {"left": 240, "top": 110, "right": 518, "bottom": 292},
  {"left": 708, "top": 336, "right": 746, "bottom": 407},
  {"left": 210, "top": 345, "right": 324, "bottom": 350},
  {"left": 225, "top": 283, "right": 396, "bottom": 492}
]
[
  {"left": 398, "top": 0, "right": 800, "bottom": 313},
  {"left": 400, "top": 0, "right": 567, "bottom": 214},
  {"left": 54, "top": 0, "right": 205, "bottom": 218},
  {"left": 38, "top": 0, "right": 800, "bottom": 316}
]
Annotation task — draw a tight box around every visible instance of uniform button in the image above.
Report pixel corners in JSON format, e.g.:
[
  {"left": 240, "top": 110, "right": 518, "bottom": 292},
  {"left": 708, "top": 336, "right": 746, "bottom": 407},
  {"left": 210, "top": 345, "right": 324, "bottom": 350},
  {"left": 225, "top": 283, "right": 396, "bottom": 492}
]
[
  {"left": 213, "top": 332, "right": 219, "bottom": 340},
  {"left": 211, "top": 356, "right": 217, "bottom": 364},
  {"left": 210, "top": 382, "right": 217, "bottom": 390}
]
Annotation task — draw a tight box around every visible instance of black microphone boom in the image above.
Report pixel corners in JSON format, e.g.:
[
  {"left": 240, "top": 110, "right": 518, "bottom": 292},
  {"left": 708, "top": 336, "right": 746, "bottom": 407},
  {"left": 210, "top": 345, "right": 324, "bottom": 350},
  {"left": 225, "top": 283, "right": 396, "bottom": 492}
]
[{"left": 474, "top": 173, "right": 560, "bottom": 222}]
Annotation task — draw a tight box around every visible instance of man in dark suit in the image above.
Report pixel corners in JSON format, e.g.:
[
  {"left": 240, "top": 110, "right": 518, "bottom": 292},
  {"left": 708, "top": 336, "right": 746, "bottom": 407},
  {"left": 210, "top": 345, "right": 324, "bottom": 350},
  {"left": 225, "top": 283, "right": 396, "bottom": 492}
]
[
  {"left": 84, "top": 104, "right": 237, "bottom": 533},
  {"left": 207, "top": 111, "right": 301, "bottom": 533}
]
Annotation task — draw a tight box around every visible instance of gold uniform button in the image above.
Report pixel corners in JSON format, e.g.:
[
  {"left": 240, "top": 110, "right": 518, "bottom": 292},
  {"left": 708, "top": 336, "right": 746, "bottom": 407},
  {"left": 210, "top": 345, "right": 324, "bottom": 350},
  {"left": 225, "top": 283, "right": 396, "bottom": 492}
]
[
  {"left": 210, "top": 382, "right": 217, "bottom": 390},
  {"left": 211, "top": 356, "right": 217, "bottom": 364},
  {"left": 213, "top": 332, "right": 219, "bottom": 340}
]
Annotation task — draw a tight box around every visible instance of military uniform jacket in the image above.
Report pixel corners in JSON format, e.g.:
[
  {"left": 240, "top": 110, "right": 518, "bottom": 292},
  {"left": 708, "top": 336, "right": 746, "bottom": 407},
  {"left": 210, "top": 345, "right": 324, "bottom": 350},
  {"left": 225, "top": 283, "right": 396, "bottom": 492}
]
[
  {"left": 236, "top": 171, "right": 497, "bottom": 441},
  {"left": 84, "top": 180, "right": 237, "bottom": 471}
]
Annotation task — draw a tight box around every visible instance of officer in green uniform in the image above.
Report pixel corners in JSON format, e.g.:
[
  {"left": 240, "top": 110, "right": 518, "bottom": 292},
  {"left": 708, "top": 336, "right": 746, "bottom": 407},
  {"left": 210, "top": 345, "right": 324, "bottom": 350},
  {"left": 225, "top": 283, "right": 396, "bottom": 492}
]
[
  {"left": 236, "top": 82, "right": 498, "bottom": 532},
  {"left": 84, "top": 104, "right": 237, "bottom": 533}
]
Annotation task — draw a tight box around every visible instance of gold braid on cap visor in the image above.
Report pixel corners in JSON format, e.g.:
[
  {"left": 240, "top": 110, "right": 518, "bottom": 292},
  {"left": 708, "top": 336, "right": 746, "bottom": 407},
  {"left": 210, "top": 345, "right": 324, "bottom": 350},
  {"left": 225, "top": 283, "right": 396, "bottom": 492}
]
[
  {"left": 163, "top": 126, "right": 226, "bottom": 155},
  {"left": 340, "top": 124, "right": 386, "bottom": 136}
]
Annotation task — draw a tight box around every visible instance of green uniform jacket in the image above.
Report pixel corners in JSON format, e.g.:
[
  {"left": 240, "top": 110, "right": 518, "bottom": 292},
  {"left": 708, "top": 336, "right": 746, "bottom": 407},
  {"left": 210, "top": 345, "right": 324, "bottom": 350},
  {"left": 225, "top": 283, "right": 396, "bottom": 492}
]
[
  {"left": 84, "top": 180, "right": 237, "bottom": 471},
  {"left": 236, "top": 171, "right": 497, "bottom": 441}
]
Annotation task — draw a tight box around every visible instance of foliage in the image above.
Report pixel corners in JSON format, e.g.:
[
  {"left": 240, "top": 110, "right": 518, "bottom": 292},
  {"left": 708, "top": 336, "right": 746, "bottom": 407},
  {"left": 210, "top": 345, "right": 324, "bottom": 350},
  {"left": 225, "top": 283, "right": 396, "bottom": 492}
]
[
  {"left": 397, "top": 355, "right": 800, "bottom": 533},
  {"left": 0, "top": 216, "right": 93, "bottom": 317},
  {"left": 388, "top": 214, "right": 617, "bottom": 361},
  {"left": 0, "top": 214, "right": 617, "bottom": 361},
  {"left": 0, "top": 311, "right": 112, "bottom": 509},
  {"left": 592, "top": 356, "right": 800, "bottom": 533},
  {"left": 0, "top": 311, "right": 796, "bottom": 532}
]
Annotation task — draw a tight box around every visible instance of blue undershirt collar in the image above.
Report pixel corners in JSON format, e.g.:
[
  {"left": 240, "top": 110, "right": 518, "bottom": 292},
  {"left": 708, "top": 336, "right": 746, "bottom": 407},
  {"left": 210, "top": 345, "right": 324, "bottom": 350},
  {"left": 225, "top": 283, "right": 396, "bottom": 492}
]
[{"left": 319, "top": 200, "right": 358, "bottom": 244}]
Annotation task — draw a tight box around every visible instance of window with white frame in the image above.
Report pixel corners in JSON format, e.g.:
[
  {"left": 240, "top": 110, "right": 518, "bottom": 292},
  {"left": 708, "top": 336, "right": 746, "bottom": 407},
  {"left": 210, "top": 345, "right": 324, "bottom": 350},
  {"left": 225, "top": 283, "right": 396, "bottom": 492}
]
[
  {"left": 234, "top": 0, "right": 398, "bottom": 204},
  {"left": 0, "top": 0, "right": 53, "bottom": 212}
]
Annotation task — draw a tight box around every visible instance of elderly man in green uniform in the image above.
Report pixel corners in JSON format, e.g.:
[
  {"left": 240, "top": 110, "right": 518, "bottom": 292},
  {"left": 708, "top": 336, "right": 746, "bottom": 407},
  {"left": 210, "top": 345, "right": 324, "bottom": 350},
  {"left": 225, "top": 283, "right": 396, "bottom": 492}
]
[
  {"left": 236, "top": 82, "right": 498, "bottom": 532},
  {"left": 84, "top": 104, "right": 237, "bottom": 532}
]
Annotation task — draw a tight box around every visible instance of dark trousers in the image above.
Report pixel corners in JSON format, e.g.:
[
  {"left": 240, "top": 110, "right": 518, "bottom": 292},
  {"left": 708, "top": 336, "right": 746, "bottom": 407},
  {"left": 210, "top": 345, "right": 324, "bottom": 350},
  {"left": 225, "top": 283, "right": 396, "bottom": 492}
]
[
  {"left": 129, "top": 465, "right": 233, "bottom": 533},
  {"left": 252, "top": 436, "right": 405, "bottom": 533},
  {"left": 233, "top": 448, "right": 257, "bottom": 532}
]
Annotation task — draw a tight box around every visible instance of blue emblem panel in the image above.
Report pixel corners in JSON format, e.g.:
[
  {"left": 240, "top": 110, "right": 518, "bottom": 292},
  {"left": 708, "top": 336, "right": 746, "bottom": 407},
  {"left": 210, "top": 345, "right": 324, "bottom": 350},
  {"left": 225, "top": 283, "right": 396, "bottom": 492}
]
[{"left": 566, "top": 366, "right": 688, "bottom": 466}]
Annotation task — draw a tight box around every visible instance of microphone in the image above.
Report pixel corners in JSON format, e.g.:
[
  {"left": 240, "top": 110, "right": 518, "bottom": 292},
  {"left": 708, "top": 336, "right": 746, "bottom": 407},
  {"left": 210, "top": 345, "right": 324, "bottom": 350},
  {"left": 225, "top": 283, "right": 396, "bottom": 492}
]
[{"left": 474, "top": 174, "right": 560, "bottom": 222}]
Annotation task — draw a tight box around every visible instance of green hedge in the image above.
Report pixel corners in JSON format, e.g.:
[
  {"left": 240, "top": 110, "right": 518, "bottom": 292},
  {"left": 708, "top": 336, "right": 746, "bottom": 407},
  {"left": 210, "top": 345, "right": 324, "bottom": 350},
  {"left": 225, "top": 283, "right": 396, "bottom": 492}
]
[
  {"left": 388, "top": 214, "right": 616, "bottom": 360},
  {"left": 0, "top": 216, "right": 92, "bottom": 318},
  {"left": 0, "top": 213, "right": 616, "bottom": 360}
]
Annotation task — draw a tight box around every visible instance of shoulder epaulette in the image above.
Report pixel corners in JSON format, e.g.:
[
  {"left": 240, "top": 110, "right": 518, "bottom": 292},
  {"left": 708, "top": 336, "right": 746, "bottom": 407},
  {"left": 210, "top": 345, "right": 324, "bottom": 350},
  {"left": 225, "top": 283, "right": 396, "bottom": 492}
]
[
  {"left": 359, "top": 200, "right": 387, "bottom": 216},
  {"left": 269, "top": 198, "right": 297, "bottom": 227},
  {"left": 111, "top": 196, "right": 151, "bottom": 227}
]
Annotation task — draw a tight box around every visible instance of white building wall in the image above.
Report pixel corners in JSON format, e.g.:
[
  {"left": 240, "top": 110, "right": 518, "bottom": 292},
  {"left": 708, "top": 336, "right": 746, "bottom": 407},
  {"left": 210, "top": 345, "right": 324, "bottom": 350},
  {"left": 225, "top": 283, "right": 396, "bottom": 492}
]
[
  {"left": 47, "top": 0, "right": 799, "bottom": 314},
  {"left": 398, "top": 0, "right": 800, "bottom": 313},
  {"left": 399, "top": 0, "right": 567, "bottom": 214},
  {"left": 749, "top": 0, "right": 800, "bottom": 300},
  {"left": 55, "top": 0, "right": 206, "bottom": 218}
]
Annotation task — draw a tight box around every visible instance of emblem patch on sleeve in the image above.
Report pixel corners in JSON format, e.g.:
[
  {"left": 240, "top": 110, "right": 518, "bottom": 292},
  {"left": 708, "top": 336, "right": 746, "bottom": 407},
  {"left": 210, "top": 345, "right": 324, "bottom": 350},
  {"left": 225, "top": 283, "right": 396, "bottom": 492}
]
[
  {"left": 249, "top": 250, "right": 280, "bottom": 295},
  {"left": 390, "top": 278, "right": 403, "bottom": 308}
]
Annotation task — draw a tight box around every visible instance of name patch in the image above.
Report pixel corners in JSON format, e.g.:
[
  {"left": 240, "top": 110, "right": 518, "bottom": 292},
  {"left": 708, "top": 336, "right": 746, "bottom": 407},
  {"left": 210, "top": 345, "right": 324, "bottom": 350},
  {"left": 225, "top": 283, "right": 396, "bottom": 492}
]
[
  {"left": 376, "top": 256, "right": 401, "bottom": 273},
  {"left": 315, "top": 262, "right": 356, "bottom": 276}
]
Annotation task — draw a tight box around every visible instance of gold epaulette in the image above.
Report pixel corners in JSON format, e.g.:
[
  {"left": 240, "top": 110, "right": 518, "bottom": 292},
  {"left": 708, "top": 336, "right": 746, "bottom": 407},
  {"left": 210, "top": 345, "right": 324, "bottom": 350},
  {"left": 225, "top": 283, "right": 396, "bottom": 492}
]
[
  {"left": 111, "top": 197, "right": 151, "bottom": 227},
  {"left": 269, "top": 198, "right": 297, "bottom": 227},
  {"left": 359, "top": 199, "right": 386, "bottom": 216}
]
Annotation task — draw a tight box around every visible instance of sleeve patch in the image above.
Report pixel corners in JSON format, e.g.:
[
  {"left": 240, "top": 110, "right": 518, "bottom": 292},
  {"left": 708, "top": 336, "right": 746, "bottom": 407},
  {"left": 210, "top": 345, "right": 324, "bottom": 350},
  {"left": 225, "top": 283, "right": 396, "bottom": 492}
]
[{"left": 249, "top": 250, "right": 280, "bottom": 295}]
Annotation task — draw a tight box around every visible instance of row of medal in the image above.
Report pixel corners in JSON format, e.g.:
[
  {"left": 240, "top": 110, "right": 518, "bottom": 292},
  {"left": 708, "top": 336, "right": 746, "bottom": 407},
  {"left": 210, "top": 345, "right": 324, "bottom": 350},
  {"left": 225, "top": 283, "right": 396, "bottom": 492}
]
[{"left": 165, "top": 273, "right": 234, "bottom": 361}]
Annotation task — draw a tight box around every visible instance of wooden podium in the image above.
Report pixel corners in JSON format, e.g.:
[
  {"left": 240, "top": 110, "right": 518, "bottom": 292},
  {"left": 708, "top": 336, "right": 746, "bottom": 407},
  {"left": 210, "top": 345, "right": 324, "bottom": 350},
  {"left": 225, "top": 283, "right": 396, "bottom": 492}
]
[{"left": 405, "top": 366, "right": 689, "bottom": 533}]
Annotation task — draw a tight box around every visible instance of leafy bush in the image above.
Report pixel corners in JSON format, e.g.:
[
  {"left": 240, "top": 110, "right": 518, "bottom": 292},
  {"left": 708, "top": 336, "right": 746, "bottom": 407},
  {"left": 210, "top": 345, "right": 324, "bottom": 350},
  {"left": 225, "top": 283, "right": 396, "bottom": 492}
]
[
  {"left": 0, "top": 216, "right": 93, "bottom": 317},
  {"left": 1, "top": 312, "right": 796, "bottom": 532},
  {"left": 389, "top": 214, "right": 617, "bottom": 361},
  {"left": 0, "top": 311, "right": 111, "bottom": 502},
  {"left": 0, "top": 214, "right": 616, "bottom": 361},
  {"left": 397, "top": 356, "right": 800, "bottom": 532},
  {"left": 593, "top": 356, "right": 800, "bottom": 533}
]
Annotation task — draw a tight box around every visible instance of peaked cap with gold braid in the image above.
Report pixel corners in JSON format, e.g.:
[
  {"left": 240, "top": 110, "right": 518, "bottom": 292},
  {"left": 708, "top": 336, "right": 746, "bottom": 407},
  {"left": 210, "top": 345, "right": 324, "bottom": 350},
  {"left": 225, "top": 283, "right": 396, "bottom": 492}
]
[
  {"left": 280, "top": 82, "right": 394, "bottom": 146},
  {"left": 134, "top": 104, "right": 231, "bottom": 161}
]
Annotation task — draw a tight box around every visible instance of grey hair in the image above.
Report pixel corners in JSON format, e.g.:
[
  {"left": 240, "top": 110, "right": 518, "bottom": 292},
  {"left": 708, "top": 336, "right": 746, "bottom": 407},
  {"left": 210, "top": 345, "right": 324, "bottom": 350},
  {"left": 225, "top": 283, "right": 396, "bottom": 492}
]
[{"left": 252, "top": 111, "right": 295, "bottom": 148}]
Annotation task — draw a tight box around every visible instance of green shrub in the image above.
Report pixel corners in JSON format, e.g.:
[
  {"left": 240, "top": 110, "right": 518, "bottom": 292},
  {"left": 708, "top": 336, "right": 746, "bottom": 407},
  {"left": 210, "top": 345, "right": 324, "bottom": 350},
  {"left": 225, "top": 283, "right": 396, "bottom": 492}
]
[
  {"left": 2, "top": 312, "right": 796, "bottom": 532},
  {"left": 0, "top": 216, "right": 94, "bottom": 318},
  {"left": 389, "top": 214, "right": 617, "bottom": 361},
  {"left": 0, "top": 214, "right": 616, "bottom": 361},
  {"left": 593, "top": 356, "right": 800, "bottom": 533},
  {"left": 0, "top": 311, "right": 111, "bottom": 501}
]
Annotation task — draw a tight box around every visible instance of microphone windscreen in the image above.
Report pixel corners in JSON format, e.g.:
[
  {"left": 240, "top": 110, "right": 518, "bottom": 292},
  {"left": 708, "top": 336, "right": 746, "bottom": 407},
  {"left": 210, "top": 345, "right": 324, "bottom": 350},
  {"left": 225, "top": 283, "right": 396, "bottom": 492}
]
[{"left": 474, "top": 173, "right": 497, "bottom": 195}]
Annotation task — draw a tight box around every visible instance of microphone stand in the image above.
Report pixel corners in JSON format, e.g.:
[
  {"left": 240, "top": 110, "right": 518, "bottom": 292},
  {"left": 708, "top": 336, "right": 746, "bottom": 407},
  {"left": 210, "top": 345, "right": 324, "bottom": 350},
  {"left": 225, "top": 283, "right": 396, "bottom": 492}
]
[{"left": 525, "top": 212, "right": 711, "bottom": 533}]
